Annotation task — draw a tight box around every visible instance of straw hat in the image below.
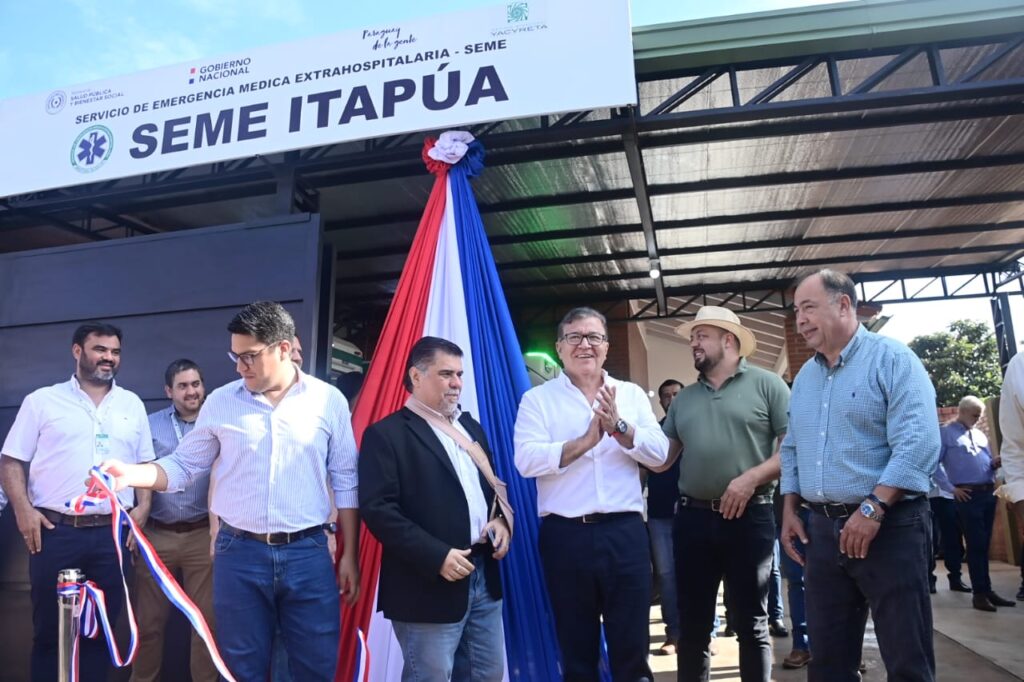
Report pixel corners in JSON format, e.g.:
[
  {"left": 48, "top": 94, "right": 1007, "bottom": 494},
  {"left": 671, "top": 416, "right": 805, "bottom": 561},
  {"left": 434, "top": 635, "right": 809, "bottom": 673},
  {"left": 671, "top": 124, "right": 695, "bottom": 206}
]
[{"left": 675, "top": 306, "right": 758, "bottom": 357}]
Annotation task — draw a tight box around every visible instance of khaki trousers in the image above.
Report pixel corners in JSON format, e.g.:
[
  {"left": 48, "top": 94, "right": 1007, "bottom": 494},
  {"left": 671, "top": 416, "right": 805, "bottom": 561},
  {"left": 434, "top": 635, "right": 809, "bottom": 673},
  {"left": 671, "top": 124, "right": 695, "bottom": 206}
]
[{"left": 131, "top": 524, "right": 218, "bottom": 682}]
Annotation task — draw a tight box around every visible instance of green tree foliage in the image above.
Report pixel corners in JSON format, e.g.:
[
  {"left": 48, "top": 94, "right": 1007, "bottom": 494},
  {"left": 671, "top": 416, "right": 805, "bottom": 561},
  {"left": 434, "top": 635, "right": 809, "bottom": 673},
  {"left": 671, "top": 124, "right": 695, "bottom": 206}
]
[{"left": 908, "top": 319, "right": 1002, "bottom": 407}]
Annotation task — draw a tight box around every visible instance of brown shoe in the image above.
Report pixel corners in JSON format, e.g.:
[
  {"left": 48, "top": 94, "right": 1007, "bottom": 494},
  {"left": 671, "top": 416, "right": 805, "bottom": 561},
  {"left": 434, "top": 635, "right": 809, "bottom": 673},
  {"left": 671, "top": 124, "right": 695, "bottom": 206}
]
[
  {"left": 782, "top": 649, "right": 811, "bottom": 669},
  {"left": 973, "top": 594, "right": 998, "bottom": 612},
  {"left": 657, "top": 640, "right": 677, "bottom": 656},
  {"left": 988, "top": 592, "right": 1016, "bottom": 608}
]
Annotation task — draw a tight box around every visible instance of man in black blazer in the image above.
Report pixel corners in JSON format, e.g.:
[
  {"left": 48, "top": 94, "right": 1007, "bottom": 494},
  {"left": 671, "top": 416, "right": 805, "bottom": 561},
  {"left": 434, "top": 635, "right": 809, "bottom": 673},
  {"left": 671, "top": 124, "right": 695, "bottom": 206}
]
[{"left": 359, "top": 336, "right": 510, "bottom": 682}]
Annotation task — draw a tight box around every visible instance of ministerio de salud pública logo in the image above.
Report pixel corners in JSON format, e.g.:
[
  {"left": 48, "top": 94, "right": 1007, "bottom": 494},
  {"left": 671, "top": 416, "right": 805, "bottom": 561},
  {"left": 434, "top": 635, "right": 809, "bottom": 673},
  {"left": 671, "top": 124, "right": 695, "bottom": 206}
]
[
  {"left": 46, "top": 90, "right": 68, "bottom": 115},
  {"left": 70, "top": 125, "right": 113, "bottom": 173}
]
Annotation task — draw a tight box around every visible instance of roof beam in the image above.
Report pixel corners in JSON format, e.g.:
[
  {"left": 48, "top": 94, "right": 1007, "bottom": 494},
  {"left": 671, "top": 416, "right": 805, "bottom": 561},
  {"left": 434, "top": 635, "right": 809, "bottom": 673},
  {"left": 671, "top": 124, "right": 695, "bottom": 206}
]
[{"left": 621, "top": 117, "right": 666, "bottom": 315}]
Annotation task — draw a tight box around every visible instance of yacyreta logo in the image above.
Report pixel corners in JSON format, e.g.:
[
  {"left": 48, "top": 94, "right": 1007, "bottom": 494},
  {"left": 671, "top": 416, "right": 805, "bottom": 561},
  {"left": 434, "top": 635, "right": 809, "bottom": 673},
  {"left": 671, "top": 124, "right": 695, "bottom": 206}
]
[
  {"left": 507, "top": 2, "right": 528, "bottom": 22},
  {"left": 71, "top": 125, "right": 113, "bottom": 173},
  {"left": 46, "top": 90, "right": 67, "bottom": 114}
]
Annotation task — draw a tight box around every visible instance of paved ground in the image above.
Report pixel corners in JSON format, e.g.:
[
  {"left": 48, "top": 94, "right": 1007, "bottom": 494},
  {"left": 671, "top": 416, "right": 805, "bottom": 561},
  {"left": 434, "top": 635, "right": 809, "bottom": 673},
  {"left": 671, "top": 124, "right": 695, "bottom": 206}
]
[{"left": 649, "top": 562, "right": 1024, "bottom": 681}]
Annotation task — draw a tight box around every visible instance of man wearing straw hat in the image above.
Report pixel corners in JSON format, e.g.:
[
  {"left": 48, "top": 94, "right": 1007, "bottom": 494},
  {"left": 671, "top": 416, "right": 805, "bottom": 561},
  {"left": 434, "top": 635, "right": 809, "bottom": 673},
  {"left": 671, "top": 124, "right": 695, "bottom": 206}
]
[{"left": 656, "top": 306, "right": 790, "bottom": 682}]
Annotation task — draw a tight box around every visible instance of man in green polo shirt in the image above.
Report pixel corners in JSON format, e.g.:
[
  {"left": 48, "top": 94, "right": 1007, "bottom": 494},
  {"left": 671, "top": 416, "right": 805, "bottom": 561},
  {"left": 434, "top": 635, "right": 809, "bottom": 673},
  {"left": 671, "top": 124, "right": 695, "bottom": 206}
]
[{"left": 658, "top": 306, "right": 789, "bottom": 682}]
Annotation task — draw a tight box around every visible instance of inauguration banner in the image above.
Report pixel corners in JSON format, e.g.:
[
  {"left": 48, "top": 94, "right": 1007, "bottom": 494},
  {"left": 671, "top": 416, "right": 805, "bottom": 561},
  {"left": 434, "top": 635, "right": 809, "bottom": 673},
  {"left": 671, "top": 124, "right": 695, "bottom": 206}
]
[{"left": 0, "top": 0, "right": 636, "bottom": 198}]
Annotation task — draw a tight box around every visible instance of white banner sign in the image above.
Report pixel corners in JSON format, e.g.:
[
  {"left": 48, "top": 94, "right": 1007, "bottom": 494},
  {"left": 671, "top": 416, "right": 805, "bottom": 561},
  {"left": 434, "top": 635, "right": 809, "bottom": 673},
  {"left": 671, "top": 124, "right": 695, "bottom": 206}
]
[{"left": 0, "top": 0, "right": 636, "bottom": 198}]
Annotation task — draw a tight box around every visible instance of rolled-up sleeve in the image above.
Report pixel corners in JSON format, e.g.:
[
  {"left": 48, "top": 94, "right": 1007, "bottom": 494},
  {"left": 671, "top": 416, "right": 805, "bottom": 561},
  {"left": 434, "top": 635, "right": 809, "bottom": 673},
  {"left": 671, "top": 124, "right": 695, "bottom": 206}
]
[
  {"left": 328, "top": 393, "right": 359, "bottom": 509},
  {"left": 514, "top": 390, "right": 567, "bottom": 478},
  {"left": 619, "top": 384, "right": 668, "bottom": 467},
  {"left": 780, "top": 428, "right": 799, "bottom": 495},
  {"left": 159, "top": 407, "right": 220, "bottom": 493},
  {"left": 878, "top": 351, "right": 941, "bottom": 494}
]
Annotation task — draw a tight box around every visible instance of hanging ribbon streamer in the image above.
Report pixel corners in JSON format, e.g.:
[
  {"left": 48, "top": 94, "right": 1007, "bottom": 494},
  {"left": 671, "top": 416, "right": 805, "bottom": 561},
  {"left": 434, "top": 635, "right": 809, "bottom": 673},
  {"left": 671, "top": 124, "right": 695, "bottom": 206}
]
[
  {"left": 66, "top": 467, "right": 237, "bottom": 682},
  {"left": 352, "top": 627, "right": 370, "bottom": 682}
]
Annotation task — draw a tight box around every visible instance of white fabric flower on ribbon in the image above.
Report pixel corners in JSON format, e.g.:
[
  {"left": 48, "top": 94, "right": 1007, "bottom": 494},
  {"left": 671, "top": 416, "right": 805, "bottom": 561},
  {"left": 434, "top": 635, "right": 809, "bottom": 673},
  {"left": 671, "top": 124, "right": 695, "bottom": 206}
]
[{"left": 427, "top": 130, "right": 476, "bottom": 165}]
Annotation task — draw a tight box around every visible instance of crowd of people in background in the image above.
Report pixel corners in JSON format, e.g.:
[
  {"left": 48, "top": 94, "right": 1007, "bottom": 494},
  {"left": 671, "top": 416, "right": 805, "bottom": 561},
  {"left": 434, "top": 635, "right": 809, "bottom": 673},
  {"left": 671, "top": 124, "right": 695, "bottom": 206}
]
[{"left": 1, "top": 267, "right": 1024, "bottom": 682}]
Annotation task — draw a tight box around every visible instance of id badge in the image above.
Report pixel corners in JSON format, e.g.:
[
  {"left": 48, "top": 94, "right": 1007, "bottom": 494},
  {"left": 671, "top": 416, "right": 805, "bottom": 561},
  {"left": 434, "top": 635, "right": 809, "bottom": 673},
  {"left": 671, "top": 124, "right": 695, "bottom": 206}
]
[{"left": 95, "top": 432, "right": 111, "bottom": 458}]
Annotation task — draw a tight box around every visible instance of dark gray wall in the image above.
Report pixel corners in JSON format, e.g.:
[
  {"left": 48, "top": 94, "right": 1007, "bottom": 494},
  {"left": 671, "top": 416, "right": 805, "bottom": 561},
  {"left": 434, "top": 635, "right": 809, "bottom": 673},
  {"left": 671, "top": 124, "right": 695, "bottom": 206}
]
[{"left": 0, "top": 212, "right": 327, "bottom": 680}]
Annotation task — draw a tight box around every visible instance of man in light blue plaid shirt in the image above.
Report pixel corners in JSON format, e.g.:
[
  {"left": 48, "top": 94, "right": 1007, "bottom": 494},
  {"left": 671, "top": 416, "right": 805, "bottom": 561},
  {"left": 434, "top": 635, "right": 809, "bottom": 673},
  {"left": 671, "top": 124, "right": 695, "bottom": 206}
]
[{"left": 780, "top": 269, "right": 940, "bottom": 682}]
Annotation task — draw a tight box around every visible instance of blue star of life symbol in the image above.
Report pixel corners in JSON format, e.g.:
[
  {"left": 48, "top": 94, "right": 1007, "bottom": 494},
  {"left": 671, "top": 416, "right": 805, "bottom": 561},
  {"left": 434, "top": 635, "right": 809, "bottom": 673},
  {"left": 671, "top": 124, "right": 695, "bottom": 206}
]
[
  {"left": 70, "top": 125, "right": 113, "bottom": 173},
  {"left": 78, "top": 131, "right": 108, "bottom": 165}
]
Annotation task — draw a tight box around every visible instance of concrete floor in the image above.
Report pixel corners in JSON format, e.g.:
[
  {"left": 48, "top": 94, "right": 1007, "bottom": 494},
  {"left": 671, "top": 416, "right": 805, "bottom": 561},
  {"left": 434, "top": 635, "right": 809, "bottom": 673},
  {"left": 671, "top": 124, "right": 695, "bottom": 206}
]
[
  {"left": 649, "top": 562, "right": 1024, "bottom": 682},
  {"left": 1, "top": 561, "right": 1021, "bottom": 680}
]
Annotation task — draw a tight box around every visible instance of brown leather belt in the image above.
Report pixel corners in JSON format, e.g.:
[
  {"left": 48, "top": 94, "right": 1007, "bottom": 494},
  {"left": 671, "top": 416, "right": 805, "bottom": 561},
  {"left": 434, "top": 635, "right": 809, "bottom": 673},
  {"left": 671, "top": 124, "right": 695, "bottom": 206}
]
[
  {"left": 549, "top": 511, "right": 640, "bottom": 525},
  {"left": 38, "top": 508, "right": 113, "bottom": 528},
  {"left": 151, "top": 517, "right": 210, "bottom": 533}
]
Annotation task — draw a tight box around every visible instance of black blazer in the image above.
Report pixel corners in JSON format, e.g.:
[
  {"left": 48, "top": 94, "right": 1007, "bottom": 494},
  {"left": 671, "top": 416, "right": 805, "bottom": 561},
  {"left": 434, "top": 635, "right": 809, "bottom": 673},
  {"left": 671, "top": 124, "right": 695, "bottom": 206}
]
[{"left": 359, "top": 407, "right": 503, "bottom": 623}]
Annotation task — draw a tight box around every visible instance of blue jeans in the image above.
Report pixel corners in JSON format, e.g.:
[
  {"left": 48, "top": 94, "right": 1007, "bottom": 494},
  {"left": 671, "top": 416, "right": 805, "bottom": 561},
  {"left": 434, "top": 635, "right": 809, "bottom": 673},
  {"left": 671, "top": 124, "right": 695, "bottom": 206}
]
[
  {"left": 768, "top": 539, "right": 784, "bottom": 621},
  {"left": 805, "top": 498, "right": 934, "bottom": 682},
  {"left": 648, "top": 517, "right": 680, "bottom": 641},
  {"left": 213, "top": 528, "right": 340, "bottom": 682},
  {"left": 780, "top": 509, "right": 809, "bottom": 652},
  {"left": 392, "top": 556, "right": 504, "bottom": 682},
  {"left": 954, "top": 489, "right": 997, "bottom": 594}
]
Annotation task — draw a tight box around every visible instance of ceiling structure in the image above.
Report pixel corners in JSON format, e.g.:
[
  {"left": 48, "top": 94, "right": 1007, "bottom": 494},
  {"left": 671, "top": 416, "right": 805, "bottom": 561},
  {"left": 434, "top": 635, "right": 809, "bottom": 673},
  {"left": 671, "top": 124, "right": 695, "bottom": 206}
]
[{"left": 3, "top": 0, "right": 1024, "bottom": 372}]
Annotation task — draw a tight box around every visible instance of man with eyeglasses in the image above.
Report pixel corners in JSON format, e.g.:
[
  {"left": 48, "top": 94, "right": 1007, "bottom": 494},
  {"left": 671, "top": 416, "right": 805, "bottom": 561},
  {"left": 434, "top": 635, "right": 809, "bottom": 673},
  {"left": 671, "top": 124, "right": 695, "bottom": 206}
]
[
  {"left": 515, "top": 306, "right": 668, "bottom": 682},
  {"left": 1, "top": 321, "right": 156, "bottom": 682},
  {"left": 101, "top": 301, "right": 360, "bottom": 681},
  {"left": 653, "top": 306, "right": 790, "bottom": 682}
]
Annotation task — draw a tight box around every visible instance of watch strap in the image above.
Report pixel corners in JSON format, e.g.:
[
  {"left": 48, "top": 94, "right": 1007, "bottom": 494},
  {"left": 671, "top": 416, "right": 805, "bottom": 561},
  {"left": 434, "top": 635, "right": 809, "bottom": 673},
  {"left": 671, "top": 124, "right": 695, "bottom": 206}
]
[{"left": 866, "top": 493, "right": 890, "bottom": 513}]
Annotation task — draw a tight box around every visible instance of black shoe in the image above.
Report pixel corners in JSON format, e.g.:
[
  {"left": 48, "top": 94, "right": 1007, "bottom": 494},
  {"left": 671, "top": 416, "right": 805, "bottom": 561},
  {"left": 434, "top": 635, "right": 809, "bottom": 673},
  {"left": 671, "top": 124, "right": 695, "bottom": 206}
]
[
  {"left": 972, "top": 594, "right": 997, "bottom": 612},
  {"left": 949, "top": 577, "right": 972, "bottom": 593},
  {"left": 722, "top": 626, "right": 736, "bottom": 638},
  {"left": 988, "top": 592, "right": 1016, "bottom": 607},
  {"left": 929, "top": 582, "right": 937, "bottom": 594},
  {"left": 1016, "top": 585, "right": 1024, "bottom": 601},
  {"left": 769, "top": 619, "right": 790, "bottom": 637}
]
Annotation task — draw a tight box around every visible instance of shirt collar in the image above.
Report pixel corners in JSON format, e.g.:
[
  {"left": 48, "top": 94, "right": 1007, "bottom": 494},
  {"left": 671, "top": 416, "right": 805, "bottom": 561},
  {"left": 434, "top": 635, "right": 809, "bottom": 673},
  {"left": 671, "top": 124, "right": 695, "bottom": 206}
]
[
  {"left": 814, "top": 325, "right": 865, "bottom": 369},
  {"left": 409, "top": 395, "right": 462, "bottom": 423},
  {"left": 69, "top": 374, "right": 118, "bottom": 399},
  {"left": 697, "top": 357, "right": 748, "bottom": 389}
]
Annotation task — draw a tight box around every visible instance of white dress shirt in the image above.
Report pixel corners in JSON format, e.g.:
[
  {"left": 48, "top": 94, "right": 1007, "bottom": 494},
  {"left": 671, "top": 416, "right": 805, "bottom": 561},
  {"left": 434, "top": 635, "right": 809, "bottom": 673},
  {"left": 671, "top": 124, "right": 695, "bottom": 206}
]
[
  {"left": 159, "top": 370, "right": 358, "bottom": 534},
  {"left": 1000, "top": 352, "right": 1024, "bottom": 503},
  {"left": 2, "top": 376, "right": 155, "bottom": 513},
  {"left": 424, "top": 406, "right": 489, "bottom": 545},
  {"left": 514, "top": 372, "right": 668, "bottom": 517}
]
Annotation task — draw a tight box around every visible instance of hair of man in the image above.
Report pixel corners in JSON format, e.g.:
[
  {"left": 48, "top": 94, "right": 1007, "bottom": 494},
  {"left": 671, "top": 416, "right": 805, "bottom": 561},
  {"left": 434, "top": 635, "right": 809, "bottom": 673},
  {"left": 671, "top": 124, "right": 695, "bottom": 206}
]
[
  {"left": 658, "top": 379, "right": 684, "bottom": 394},
  {"left": 557, "top": 307, "right": 608, "bottom": 340},
  {"left": 72, "top": 321, "right": 123, "bottom": 347},
  {"left": 164, "top": 358, "right": 203, "bottom": 388},
  {"left": 226, "top": 301, "right": 296, "bottom": 345},
  {"left": 403, "top": 336, "right": 465, "bottom": 392},
  {"left": 794, "top": 268, "right": 859, "bottom": 308}
]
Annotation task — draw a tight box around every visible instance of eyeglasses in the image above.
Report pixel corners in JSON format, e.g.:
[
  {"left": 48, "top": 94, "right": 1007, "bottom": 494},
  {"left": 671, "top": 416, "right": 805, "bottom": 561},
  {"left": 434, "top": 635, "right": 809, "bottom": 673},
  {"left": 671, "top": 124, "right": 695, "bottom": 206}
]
[
  {"left": 560, "top": 332, "right": 608, "bottom": 346},
  {"left": 227, "top": 344, "right": 274, "bottom": 367}
]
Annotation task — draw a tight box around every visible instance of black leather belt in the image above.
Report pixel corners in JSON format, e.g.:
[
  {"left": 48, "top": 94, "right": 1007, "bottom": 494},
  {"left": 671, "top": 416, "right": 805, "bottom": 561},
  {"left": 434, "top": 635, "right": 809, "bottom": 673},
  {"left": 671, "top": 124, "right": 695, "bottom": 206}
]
[
  {"left": 955, "top": 483, "right": 995, "bottom": 493},
  {"left": 38, "top": 508, "right": 113, "bottom": 528},
  {"left": 549, "top": 511, "right": 640, "bottom": 525},
  {"left": 677, "top": 494, "right": 773, "bottom": 512},
  {"left": 151, "top": 517, "right": 210, "bottom": 533},
  {"left": 220, "top": 521, "right": 329, "bottom": 546},
  {"left": 807, "top": 502, "right": 860, "bottom": 519}
]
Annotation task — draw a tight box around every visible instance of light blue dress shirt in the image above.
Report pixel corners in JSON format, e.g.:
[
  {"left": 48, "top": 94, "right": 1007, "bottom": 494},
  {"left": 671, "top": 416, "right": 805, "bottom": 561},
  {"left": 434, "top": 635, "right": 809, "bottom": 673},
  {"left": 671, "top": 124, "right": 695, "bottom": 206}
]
[
  {"left": 148, "top": 406, "right": 209, "bottom": 523},
  {"left": 159, "top": 371, "right": 358, "bottom": 534},
  {"left": 780, "top": 325, "right": 941, "bottom": 503},
  {"left": 933, "top": 421, "right": 995, "bottom": 492}
]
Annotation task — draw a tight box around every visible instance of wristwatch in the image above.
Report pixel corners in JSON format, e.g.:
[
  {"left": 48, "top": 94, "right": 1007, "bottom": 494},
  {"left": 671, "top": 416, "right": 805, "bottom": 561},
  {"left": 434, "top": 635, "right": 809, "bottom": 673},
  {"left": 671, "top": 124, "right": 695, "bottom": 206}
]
[
  {"left": 614, "top": 419, "right": 629, "bottom": 435},
  {"left": 859, "top": 498, "right": 885, "bottom": 522}
]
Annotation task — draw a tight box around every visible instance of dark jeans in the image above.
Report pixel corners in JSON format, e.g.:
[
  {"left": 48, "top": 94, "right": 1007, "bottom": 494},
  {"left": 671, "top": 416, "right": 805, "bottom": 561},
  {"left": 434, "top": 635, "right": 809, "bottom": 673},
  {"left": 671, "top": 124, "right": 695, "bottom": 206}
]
[
  {"left": 539, "top": 513, "right": 652, "bottom": 682},
  {"left": 805, "top": 497, "right": 934, "bottom": 682},
  {"left": 29, "top": 523, "right": 128, "bottom": 682},
  {"left": 954, "top": 489, "right": 997, "bottom": 594},
  {"left": 673, "top": 503, "right": 775, "bottom": 682},
  {"left": 213, "top": 528, "right": 340, "bottom": 682},
  {"left": 780, "top": 508, "right": 810, "bottom": 652},
  {"left": 768, "top": 539, "right": 784, "bottom": 621},
  {"left": 929, "top": 497, "right": 963, "bottom": 580}
]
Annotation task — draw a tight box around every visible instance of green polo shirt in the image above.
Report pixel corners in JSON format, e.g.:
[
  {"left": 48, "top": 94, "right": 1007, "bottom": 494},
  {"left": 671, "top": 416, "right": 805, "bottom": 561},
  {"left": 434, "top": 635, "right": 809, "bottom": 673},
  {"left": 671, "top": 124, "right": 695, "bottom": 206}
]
[{"left": 662, "top": 359, "right": 790, "bottom": 500}]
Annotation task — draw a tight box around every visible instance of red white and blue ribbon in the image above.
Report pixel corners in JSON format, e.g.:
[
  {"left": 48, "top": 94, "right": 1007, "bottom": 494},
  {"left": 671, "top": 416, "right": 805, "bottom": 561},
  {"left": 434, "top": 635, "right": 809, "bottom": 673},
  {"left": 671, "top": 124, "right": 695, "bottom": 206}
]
[{"left": 66, "top": 466, "right": 237, "bottom": 682}]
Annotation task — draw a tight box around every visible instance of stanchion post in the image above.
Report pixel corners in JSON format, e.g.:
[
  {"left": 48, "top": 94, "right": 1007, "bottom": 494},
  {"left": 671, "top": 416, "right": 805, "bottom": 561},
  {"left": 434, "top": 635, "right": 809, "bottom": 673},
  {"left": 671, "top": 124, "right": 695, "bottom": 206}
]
[{"left": 57, "top": 568, "right": 85, "bottom": 682}]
